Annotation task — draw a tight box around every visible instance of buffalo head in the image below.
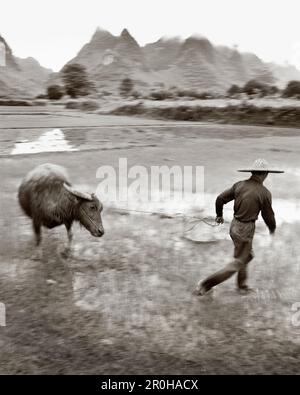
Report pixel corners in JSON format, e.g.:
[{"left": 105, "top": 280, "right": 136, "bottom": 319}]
[{"left": 64, "top": 183, "right": 104, "bottom": 237}]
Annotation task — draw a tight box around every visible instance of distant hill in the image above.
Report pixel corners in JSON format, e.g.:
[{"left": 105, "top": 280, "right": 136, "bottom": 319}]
[
  {"left": 61, "top": 28, "right": 300, "bottom": 93},
  {"left": 61, "top": 28, "right": 151, "bottom": 91},
  {"left": 267, "top": 62, "right": 300, "bottom": 88},
  {"left": 1, "top": 29, "right": 300, "bottom": 97},
  {"left": 0, "top": 35, "right": 51, "bottom": 98}
]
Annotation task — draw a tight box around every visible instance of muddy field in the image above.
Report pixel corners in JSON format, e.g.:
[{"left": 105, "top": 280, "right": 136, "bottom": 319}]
[{"left": 0, "top": 106, "right": 300, "bottom": 374}]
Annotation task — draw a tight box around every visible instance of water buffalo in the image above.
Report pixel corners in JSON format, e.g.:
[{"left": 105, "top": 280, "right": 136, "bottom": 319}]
[{"left": 18, "top": 163, "right": 104, "bottom": 257}]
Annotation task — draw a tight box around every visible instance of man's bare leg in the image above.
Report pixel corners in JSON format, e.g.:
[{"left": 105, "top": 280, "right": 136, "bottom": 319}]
[
  {"left": 194, "top": 260, "right": 243, "bottom": 295},
  {"left": 237, "top": 250, "right": 254, "bottom": 292}
]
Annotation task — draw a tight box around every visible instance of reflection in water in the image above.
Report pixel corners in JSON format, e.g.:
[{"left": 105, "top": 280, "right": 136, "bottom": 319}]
[{"left": 11, "top": 129, "right": 78, "bottom": 155}]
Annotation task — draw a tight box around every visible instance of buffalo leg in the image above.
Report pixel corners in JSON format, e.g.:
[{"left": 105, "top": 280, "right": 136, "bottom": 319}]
[
  {"left": 33, "top": 220, "right": 41, "bottom": 246},
  {"left": 31, "top": 220, "right": 42, "bottom": 260},
  {"left": 62, "top": 223, "right": 73, "bottom": 258}
]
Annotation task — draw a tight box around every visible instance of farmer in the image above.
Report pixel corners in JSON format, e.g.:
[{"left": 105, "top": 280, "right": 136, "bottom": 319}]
[{"left": 194, "top": 158, "right": 284, "bottom": 296}]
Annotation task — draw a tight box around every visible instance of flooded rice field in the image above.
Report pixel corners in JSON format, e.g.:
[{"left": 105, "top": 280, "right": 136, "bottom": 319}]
[{"left": 0, "top": 110, "right": 299, "bottom": 374}]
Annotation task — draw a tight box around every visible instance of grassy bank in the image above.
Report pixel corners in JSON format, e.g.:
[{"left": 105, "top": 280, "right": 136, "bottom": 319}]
[{"left": 111, "top": 103, "right": 300, "bottom": 128}]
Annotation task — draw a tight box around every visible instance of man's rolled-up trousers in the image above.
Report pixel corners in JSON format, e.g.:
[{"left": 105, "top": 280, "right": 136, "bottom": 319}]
[{"left": 201, "top": 217, "right": 255, "bottom": 291}]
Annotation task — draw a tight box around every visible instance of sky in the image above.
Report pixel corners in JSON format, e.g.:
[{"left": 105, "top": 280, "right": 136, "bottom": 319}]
[{"left": 0, "top": 0, "right": 300, "bottom": 71}]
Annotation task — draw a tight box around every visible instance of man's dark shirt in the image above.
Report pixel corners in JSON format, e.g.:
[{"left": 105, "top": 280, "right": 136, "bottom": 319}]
[{"left": 215, "top": 175, "right": 276, "bottom": 232}]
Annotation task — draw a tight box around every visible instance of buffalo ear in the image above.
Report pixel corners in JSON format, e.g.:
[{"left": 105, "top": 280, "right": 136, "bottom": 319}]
[{"left": 63, "top": 183, "right": 93, "bottom": 201}]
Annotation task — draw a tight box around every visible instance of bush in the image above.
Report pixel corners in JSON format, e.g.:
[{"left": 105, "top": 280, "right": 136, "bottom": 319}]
[
  {"left": 111, "top": 102, "right": 145, "bottom": 116},
  {"left": 196, "top": 91, "right": 214, "bottom": 100},
  {"left": 65, "top": 101, "right": 80, "bottom": 109},
  {"left": 268, "top": 85, "right": 280, "bottom": 95},
  {"left": 47, "top": 85, "right": 64, "bottom": 100},
  {"left": 80, "top": 100, "right": 99, "bottom": 112},
  {"left": 242, "top": 80, "right": 272, "bottom": 97},
  {"left": 282, "top": 81, "right": 300, "bottom": 98},
  {"left": 149, "top": 90, "right": 174, "bottom": 100},
  {"left": 119, "top": 78, "right": 134, "bottom": 97},
  {"left": 65, "top": 100, "right": 99, "bottom": 112},
  {"left": 227, "top": 84, "right": 242, "bottom": 97},
  {"left": 175, "top": 89, "right": 214, "bottom": 99}
]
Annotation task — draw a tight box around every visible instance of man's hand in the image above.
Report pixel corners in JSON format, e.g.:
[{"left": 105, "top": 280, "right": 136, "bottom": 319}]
[{"left": 215, "top": 216, "right": 224, "bottom": 224}]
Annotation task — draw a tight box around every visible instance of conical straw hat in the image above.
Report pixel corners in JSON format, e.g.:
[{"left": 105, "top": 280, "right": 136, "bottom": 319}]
[{"left": 238, "top": 158, "right": 284, "bottom": 173}]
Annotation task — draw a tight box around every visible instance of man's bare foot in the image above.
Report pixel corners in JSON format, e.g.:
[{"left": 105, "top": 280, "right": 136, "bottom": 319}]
[
  {"left": 193, "top": 285, "right": 213, "bottom": 296},
  {"left": 237, "top": 286, "right": 255, "bottom": 295}
]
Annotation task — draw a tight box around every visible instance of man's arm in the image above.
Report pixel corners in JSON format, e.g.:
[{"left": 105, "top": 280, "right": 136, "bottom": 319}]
[
  {"left": 261, "top": 191, "right": 276, "bottom": 234},
  {"left": 215, "top": 184, "right": 236, "bottom": 220}
]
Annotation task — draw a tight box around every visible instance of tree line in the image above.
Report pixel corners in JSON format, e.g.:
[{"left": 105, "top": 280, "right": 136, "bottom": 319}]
[{"left": 45, "top": 63, "right": 300, "bottom": 100}]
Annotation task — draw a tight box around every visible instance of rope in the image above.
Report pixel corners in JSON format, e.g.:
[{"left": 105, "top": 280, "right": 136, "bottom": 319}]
[{"left": 111, "top": 207, "right": 220, "bottom": 228}]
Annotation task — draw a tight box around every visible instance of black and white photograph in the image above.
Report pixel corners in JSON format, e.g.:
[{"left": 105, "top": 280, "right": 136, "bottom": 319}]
[{"left": 0, "top": 0, "right": 300, "bottom": 379}]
